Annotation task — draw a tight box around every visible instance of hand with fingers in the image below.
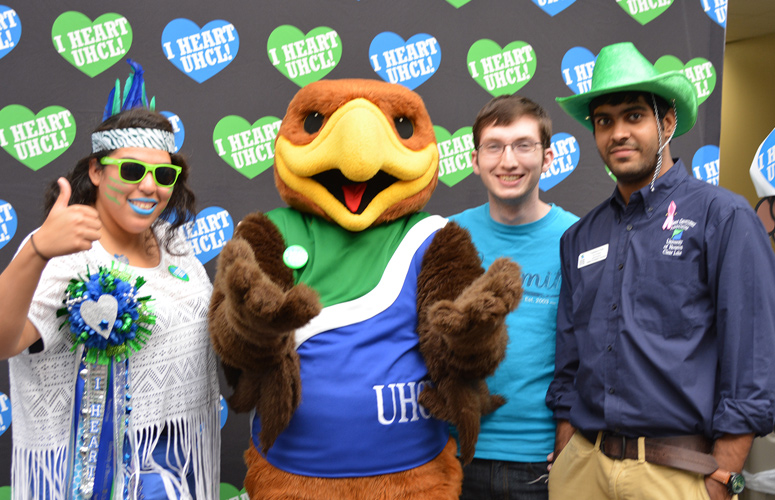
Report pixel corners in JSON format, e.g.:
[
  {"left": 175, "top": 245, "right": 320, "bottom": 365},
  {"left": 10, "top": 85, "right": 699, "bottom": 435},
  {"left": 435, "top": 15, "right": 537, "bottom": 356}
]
[{"left": 31, "top": 178, "right": 101, "bottom": 260}]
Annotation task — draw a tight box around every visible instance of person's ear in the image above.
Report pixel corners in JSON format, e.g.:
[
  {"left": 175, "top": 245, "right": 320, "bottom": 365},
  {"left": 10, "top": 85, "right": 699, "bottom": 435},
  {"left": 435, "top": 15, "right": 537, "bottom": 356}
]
[
  {"left": 472, "top": 149, "right": 481, "bottom": 176},
  {"left": 662, "top": 108, "right": 677, "bottom": 138},
  {"left": 88, "top": 157, "right": 102, "bottom": 186}
]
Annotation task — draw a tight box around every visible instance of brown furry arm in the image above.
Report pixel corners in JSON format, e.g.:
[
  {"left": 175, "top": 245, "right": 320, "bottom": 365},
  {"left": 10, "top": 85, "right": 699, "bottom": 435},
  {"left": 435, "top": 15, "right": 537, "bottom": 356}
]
[
  {"left": 416, "top": 222, "right": 523, "bottom": 463},
  {"left": 208, "top": 212, "right": 322, "bottom": 451}
]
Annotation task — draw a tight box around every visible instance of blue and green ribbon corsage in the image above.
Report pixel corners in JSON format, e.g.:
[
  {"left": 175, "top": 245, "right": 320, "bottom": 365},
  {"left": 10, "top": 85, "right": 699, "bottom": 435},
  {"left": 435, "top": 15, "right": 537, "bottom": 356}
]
[{"left": 57, "top": 262, "right": 156, "bottom": 364}]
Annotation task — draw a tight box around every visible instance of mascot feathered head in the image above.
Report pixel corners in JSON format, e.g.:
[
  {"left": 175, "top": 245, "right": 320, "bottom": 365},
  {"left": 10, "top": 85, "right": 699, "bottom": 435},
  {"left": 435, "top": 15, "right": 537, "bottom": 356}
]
[{"left": 274, "top": 79, "right": 439, "bottom": 232}]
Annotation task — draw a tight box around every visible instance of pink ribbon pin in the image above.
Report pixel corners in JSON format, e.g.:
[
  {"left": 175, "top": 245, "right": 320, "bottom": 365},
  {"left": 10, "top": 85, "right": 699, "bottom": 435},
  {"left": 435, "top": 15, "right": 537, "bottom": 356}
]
[{"left": 662, "top": 201, "right": 676, "bottom": 230}]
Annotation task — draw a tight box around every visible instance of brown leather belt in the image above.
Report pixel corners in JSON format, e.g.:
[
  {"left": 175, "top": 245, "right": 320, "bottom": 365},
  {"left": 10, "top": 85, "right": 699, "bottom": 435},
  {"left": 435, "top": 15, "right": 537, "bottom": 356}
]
[{"left": 580, "top": 430, "right": 718, "bottom": 475}]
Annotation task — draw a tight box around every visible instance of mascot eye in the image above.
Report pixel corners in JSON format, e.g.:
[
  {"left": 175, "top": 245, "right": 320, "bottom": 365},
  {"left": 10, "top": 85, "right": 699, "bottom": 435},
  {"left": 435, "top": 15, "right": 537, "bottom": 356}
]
[
  {"left": 304, "top": 112, "right": 325, "bottom": 134},
  {"left": 394, "top": 117, "right": 413, "bottom": 139}
]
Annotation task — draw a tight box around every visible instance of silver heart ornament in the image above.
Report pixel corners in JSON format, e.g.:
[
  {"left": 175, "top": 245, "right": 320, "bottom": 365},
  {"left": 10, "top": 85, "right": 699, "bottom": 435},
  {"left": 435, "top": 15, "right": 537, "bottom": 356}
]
[{"left": 80, "top": 295, "right": 119, "bottom": 340}]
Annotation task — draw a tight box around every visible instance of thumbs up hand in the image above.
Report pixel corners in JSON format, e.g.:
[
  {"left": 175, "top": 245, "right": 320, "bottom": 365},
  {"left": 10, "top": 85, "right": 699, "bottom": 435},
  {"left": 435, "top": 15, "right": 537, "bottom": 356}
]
[{"left": 33, "top": 177, "right": 102, "bottom": 260}]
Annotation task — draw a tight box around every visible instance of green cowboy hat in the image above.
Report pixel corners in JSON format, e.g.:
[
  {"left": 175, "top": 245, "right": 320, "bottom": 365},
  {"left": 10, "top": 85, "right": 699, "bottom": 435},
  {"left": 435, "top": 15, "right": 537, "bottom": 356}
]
[{"left": 556, "top": 42, "right": 698, "bottom": 136}]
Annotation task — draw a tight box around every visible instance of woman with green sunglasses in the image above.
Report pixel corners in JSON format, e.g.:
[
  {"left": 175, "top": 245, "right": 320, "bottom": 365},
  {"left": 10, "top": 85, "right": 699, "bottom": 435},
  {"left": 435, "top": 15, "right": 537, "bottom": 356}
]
[{"left": 0, "top": 107, "right": 220, "bottom": 499}]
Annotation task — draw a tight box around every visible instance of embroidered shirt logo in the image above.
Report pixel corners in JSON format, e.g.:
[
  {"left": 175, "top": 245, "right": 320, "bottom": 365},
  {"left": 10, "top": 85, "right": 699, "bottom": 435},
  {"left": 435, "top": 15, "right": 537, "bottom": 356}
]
[{"left": 661, "top": 216, "right": 696, "bottom": 257}]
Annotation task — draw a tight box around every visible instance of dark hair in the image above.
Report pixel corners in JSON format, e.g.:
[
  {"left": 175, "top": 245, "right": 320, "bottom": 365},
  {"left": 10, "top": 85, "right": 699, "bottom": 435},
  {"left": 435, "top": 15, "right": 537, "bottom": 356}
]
[
  {"left": 43, "top": 108, "right": 196, "bottom": 253},
  {"left": 472, "top": 95, "right": 552, "bottom": 150},
  {"left": 588, "top": 91, "right": 671, "bottom": 131}
]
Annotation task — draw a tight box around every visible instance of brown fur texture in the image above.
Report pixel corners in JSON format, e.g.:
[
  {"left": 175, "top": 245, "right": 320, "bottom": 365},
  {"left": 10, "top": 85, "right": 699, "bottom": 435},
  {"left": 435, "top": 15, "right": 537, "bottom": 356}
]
[
  {"left": 208, "top": 212, "right": 322, "bottom": 451},
  {"left": 416, "top": 223, "right": 523, "bottom": 464},
  {"left": 243, "top": 438, "right": 463, "bottom": 500}
]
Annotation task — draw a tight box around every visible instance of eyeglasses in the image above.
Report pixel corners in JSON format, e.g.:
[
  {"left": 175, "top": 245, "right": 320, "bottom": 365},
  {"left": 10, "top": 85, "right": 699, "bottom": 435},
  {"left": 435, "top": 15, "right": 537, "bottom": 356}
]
[
  {"left": 100, "top": 157, "right": 182, "bottom": 187},
  {"left": 477, "top": 141, "right": 543, "bottom": 159}
]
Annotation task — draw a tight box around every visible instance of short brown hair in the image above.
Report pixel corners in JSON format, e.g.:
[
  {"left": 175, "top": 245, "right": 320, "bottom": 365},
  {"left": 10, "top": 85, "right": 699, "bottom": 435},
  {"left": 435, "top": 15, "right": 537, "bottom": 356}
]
[{"left": 472, "top": 95, "right": 552, "bottom": 150}]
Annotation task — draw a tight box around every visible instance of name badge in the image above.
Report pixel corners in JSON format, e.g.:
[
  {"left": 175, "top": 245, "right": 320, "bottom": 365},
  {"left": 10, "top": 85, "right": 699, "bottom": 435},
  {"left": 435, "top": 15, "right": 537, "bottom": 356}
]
[{"left": 578, "top": 244, "right": 608, "bottom": 269}]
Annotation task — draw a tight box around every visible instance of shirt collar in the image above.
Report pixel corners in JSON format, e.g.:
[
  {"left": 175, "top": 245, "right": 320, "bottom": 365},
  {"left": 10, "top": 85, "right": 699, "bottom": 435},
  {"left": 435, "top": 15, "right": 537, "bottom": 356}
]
[{"left": 609, "top": 159, "right": 688, "bottom": 218}]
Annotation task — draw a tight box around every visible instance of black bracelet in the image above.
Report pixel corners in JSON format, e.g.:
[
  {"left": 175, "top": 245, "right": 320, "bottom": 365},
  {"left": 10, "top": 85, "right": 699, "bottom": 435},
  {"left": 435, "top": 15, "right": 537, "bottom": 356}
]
[{"left": 30, "top": 234, "right": 50, "bottom": 261}]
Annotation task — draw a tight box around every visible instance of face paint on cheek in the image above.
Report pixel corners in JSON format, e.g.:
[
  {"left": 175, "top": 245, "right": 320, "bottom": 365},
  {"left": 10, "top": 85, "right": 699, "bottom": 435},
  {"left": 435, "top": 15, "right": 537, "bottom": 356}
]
[{"left": 104, "top": 175, "right": 130, "bottom": 205}]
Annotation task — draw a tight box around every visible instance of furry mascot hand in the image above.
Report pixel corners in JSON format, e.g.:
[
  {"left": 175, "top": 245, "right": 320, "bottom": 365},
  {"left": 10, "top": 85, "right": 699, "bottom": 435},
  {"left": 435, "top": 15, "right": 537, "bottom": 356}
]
[
  {"left": 209, "top": 213, "right": 321, "bottom": 452},
  {"left": 209, "top": 79, "right": 522, "bottom": 500}
]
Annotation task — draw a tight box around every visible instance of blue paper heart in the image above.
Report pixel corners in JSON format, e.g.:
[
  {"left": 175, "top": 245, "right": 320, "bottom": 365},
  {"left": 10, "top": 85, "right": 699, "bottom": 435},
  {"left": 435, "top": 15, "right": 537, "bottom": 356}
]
[
  {"left": 369, "top": 32, "right": 441, "bottom": 90},
  {"left": 700, "top": 0, "right": 726, "bottom": 28},
  {"left": 185, "top": 206, "right": 234, "bottom": 265},
  {"left": 540, "top": 133, "right": 579, "bottom": 192},
  {"left": 161, "top": 111, "right": 185, "bottom": 153},
  {"left": 691, "top": 145, "right": 720, "bottom": 186},
  {"left": 0, "top": 391, "right": 10, "bottom": 436},
  {"left": 531, "top": 0, "right": 577, "bottom": 17},
  {"left": 752, "top": 129, "right": 775, "bottom": 192},
  {"left": 161, "top": 19, "right": 239, "bottom": 83},
  {"left": 561, "top": 46, "right": 596, "bottom": 95},
  {"left": 219, "top": 395, "right": 228, "bottom": 429},
  {"left": 0, "top": 6, "right": 21, "bottom": 60},
  {"left": 0, "top": 199, "right": 17, "bottom": 250}
]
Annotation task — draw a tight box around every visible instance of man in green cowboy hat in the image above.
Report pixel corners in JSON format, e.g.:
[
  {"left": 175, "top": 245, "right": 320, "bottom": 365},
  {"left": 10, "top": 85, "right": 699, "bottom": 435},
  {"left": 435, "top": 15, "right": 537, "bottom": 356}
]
[{"left": 545, "top": 42, "right": 775, "bottom": 500}]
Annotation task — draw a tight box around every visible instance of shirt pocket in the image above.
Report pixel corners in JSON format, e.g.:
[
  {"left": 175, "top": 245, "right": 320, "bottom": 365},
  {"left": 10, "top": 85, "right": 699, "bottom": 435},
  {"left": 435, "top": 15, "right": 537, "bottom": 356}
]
[{"left": 632, "top": 258, "right": 708, "bottom": 339}]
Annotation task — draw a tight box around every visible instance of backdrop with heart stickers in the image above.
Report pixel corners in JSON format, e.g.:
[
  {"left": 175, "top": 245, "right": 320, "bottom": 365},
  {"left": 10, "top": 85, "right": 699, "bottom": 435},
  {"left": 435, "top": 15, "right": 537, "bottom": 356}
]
[
  {"left": 0, "top": 105, "right": 75, "bottom": 171},
  {"left": 532, "top": 0, "right": 577, "bottom": 17},
  {"left": 369, "top": 32, "right": 441, "bottom": 90},
  {"left": 616, "top": 0, "right": 674, "bottom": 25},
  {"left": 161, "top": 111, "right": 185, "bottom": 153},
  {"left": 0, "top": 200, "right": 16, "bottom": 251},
  {"left": 213, "top": 115, "right": 282, "bottom": 179},
  {"left": 561, "top": 46, "right": 596, "bottom": 94},
  {"left": 750, "top": 127, "right": 775, "bottom": 198},
  {"left": 654, "top": 55, "right": 716, "bottom": 105},
  {"left": 0, "top": 6, "right": 20, "bottom": 60},
  {"left": 691, "top": 145, "right": 719, "bottom": 185},
  {"left": 162, "top": 19, "right": 239, "bottom": 83},
  {"left": 701, "top": 0, "right": 726, "bottom": 27},
  {"left": 434, "top": 126, "right": 474, "bottom": 188},
  {"left": 467, "top": 39, "right": 536, "bottom": 97},
  {"left": 51, "top": 11, "right": 131, "bottom": 77},
  {"left": 0, "top": 0, "right": 728, "bottom": 490},
  {"left": 541, "top": 133, "right": 580, "bottom": 192},
  {"left": 267, "top": 25, "right": 342, "bottom": 87},
  {"left": 186, "top": 206, "right": 234, "bottom": 265}
]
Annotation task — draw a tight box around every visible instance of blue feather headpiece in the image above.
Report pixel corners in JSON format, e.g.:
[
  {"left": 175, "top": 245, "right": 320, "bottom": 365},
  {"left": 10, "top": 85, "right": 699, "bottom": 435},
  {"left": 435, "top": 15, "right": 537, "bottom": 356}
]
[{"left": 102, "top": 59, "right": 156, "bottom": 121}]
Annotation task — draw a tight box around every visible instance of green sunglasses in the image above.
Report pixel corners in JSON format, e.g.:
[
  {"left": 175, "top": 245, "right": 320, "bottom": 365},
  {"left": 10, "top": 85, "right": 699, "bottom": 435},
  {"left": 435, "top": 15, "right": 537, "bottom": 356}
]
[{"left": 100, "top": 157, "right": 182, "bottom": 187}]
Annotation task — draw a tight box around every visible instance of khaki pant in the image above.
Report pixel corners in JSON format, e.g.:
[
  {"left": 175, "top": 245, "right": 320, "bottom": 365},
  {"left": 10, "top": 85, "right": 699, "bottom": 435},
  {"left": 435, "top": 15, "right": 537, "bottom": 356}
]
[{"left": 548, "top": 431, "right": 736, "bottom": 500}]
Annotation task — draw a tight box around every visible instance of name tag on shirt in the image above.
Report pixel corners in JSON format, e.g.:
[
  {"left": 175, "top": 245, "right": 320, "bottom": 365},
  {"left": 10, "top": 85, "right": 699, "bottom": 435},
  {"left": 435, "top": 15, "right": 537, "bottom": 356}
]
[{"left": 578, "top": 244, "right": 609, "bottom": 269}]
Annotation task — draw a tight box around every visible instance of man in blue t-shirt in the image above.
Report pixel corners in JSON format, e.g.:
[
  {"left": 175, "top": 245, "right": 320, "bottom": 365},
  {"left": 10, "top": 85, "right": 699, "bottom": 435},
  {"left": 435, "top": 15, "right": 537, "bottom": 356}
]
[{"left": 449, "top": 95, "right": 578, "bottom": 500}]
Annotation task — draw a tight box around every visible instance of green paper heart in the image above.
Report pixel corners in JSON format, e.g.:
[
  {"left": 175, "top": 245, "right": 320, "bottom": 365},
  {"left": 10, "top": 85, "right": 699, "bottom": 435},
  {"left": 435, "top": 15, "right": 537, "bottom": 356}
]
[
  {"left": 51, "top": 11, "right": 132, "bottom": 78},
  {"left": 0, "top": 105, "right": 76, "bottom": 171},
  {"left": 0, "top": 486, "right": 10, "bottom": 500},
  {"left": 434, "top": 126, "right": 475, "bottom": 187},
  {"left": 616, "top": 0, "right": 673, "bottom": 25},
  {"left": 267, "top": 25, "right": 342, "bottom": 87},
  {"left": 467, "top": 39, "right": 536, "bottom": 97},
  {"left": 219, "top": 483, "right": 240, "bottom": 500},
  {"left": 655, "top": 55, "right": 716, "bottom": 105},
  {"left": 446, "top": 0, "right": 473, "bottom": 7},
  {"left": 213, "top": 115, "right": 282, "bottom": 179}
]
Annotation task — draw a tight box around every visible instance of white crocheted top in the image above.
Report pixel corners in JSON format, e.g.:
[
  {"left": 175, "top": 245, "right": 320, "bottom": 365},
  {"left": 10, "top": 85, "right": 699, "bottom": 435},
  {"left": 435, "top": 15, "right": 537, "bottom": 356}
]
[{"left": 8, "top": 224, "right": 220, "bottom": 499}]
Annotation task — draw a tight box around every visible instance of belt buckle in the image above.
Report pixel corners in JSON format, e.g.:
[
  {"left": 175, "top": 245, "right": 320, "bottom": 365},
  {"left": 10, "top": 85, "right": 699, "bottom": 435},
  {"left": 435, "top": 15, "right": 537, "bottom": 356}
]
[{"left": 601, "top": 432, "right": 627, "bottom": 460}]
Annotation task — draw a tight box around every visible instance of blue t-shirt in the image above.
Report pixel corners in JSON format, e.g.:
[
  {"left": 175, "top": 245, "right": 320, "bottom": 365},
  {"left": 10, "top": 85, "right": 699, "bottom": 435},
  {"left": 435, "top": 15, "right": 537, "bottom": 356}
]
[{"left": 450, "top": 203, "right": 578, "bottom": 462}]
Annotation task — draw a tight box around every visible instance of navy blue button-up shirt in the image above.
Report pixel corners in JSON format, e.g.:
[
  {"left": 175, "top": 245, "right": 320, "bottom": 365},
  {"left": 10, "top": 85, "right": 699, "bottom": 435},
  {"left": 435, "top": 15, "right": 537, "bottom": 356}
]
[{"left": 546, "top": 160, "right": 775, "bottom": 438}]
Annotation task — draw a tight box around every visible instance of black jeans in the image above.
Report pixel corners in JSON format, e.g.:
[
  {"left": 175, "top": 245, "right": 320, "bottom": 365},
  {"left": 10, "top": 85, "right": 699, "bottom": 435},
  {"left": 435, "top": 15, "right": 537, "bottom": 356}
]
[{"left": 460, "top": 457, "right": 550, "bottom": 500}]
